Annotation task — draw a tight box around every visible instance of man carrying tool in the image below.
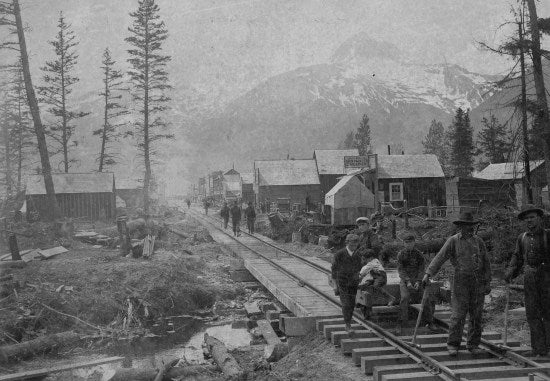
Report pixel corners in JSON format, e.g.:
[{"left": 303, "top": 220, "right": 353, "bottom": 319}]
[
  {"left": 505, "top": 204, "right": 550, "bottom": 357},
  {"left": 331, "top": 234, "right": 363, "bottom": 334},
  {"left": 220, "top": 202, "right": 230, "bottom": 229},
  {"left": 422, "top": 211, "right": 491, "bottom": 356},
  {"left": 398, "top": 234, "right": 436, "bottom": 331}
]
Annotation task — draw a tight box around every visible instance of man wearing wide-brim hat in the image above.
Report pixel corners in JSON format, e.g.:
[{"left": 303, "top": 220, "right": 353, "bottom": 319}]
[
  {"left": 505, "top": 204, "right": 550, "bottom": 357},
  {"left": 331, "top": 233, "right": 363, "bottom": 334},
  {"left": 422, "top": 211, "right": 491, "bottom": 356}
]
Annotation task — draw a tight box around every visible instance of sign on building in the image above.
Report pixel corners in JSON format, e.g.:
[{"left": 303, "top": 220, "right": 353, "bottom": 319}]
[{"left": 344, "top": 155, "right": 377, "bottom": 169}]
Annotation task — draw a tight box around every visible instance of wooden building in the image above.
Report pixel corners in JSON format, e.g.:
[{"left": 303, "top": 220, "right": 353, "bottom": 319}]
[
  {"left": 222, "top": 169, "right": 242, "bottom": 201},
  {"left": 313, "top": 149, "right": 359, "bottom": 198},
  {"left": 116, "top": 178, "right": 143, "bottom": 208},
  {"left": 253, "top": 159, "right": 322, "bottom": 212},
  {"left": 361, "top": 154, "right": 446, "bottom": 209},
  {"left": 25, "top": 173, "right": 116, "bottom": 221},
  {"left": 325, "top": 175, "right": 375, "bottom": 225},
  {"left": 240, "top": 172, "right": 255, "bottom": 204},
  {"left": 471, "top": 160, "right": 546, "bottom": 208}
]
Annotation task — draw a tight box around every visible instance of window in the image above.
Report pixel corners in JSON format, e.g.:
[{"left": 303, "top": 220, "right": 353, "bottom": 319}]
[{"left": 389, "top": 182, "right": 404, "bottom": 202}]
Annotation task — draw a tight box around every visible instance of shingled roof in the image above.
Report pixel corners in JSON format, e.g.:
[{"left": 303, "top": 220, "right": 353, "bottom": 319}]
[
  {"left": 255, "top": 159, "right": 320, "bottom": 186},
  {"left": 26, "top": 173, "right": 115, "bottom": 195},
  {"left": 474, "top": 160, "right": 544, "bottom": 181},
  {"left": 314, "top": 149, "right": 359, "bottom": 175},
  {"left": 376, "top": 154, "right": 444, "bottom": 179}
]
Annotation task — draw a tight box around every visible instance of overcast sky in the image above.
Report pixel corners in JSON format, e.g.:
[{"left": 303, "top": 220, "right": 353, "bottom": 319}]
[{"left": 14, "top": 0, "right": 550, "bottom": 105}]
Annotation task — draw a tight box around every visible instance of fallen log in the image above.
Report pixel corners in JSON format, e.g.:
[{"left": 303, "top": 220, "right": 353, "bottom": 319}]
[
  {"left": 109, "top": 364, "right": 219, "bottom": 381},
  {"left": 0, "top": 331, "right": 80, "bottom": 364},
  {"left": 256, "top": 320, "right": 288, "bottom": 362},
  {"left": 204, "top": 333, "right": 245, "bottom": 380}
]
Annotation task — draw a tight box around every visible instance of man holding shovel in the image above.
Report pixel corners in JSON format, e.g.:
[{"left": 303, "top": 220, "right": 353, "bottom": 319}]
[
  {"left": 422, "top": 211, "right": 491, "bottom": 356},
  {"left": 398, "top": 234, "right": 436, "bottom": 332},
  {"left": 505, "top": 204, "right": 550, "bottom": 357}
]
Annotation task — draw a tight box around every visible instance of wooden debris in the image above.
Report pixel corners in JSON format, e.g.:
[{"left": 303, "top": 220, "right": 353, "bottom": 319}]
[
  {"left": 38, "top": 246, "right": 68, "bottom": 259},
  {"left": 0, "top": 356, "right": 123, "bottom": 381},
  {"left": 244, "top": 301, "right": 262, "bottom": 316},
  {"left": 0, "top": 331, "right": 80, "bottom": 364},
  {"left": 204, "top": 333, "right": 245, "bottom": 380},
  {"left": 109, "top": 364, "right": 218, "bottom": 381},
  {"left": 0, "top": 261, "right": 26, "bottom": 270},
  {"left": 256, "top": 319, "right": 288, "bottom": 362}
]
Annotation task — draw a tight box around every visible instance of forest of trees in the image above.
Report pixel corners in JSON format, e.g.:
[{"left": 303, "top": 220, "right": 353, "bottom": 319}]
[{"left": 0, "top": 0, "right": 172, "bottom": 218}]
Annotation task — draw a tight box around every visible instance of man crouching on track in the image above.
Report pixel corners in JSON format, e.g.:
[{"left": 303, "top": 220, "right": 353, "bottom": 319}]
[
  {"left": 331, "top": 233, "right": 362, "bottom": 335},
  {"left": 422, "top": 212, "right": 491, "bottom": 356}
]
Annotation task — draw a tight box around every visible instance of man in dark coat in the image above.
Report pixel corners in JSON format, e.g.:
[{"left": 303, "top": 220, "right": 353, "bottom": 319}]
[
  {"left": 331, "top": 233, "right": 362, "bottom": 334},
  {"left": 245, "top": 201, "right": 256, "bottom": 234},
  {"left": 220, "top": 202, "right": 230, "bottom": 229},
  {"left": 422, "top": 212, "right": 491, "bottom": 356},
  {"left": 230, "top": 201, "right": 241, "bottom": 236},
  {"left": 352, "top": 217, "right": 382, "bottom": 258},
  {"left": 203, "top": 199, "right": 209, "bottom": 215},
  {"left": 397, "top": 234, "right": 435, "bottom": 330},
  {"left": 505, "top": 204, "right": 550, "bottom": 357}
]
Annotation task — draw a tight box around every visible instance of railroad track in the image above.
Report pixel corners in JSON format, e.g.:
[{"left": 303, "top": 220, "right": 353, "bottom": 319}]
[{"left": 185, "top": 207, "right": 550, "bottom": 381}]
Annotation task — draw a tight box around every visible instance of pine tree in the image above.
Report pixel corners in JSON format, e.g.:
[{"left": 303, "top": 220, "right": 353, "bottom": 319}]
[
  {"left": 39, "top": 12, "right": 89, "bottom": 173},
  {"left": 338, "top": 130, "right": 355, "bottom": 149},
  {"left": 422, "top": 119, "right": 451, "bottom": 175},
  {"left": 353, "top": 114, "right": 372, "bottom": 156},
  {"left": 126, "top": 0, "right": 173, "bottom": 215},
  {"left": 477, "top": 115, "right": 511, "bottom": 166},
  {"left": 94, "top": 48, "right": 128, "bottom": 172},
  {"left": 449, "top": 108, "right": 475, "bottom": 177}
]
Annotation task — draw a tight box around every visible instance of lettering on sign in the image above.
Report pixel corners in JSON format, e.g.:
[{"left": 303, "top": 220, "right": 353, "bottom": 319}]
[{"left": 344, "top": 156, "right": 370, "bottom": 168}]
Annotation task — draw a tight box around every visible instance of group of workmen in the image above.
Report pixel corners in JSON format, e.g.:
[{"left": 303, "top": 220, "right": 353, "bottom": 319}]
[
  {"left": 220, "top": 201, "right": 257, "bottom": 236},
  {"left": 331, "top": 204, "right": 550, "bottom": 357}
]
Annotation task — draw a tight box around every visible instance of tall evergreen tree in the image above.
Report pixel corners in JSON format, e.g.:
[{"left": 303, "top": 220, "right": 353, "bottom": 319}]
[
  {"left": 126, "top": 0, "right": 173, "bottom": 215},
  {"left": 39, "top": 12, "right": 88, "bottom": 173},
  {"left": 476, "top": 115, "right": 512, "bottom": 165},
  {"left": 94, "top": 48, "right": 128, "bottom": 172},
  {"left": 353, "top": 114, "right": 372, "bottom": 156},
  {"left": 449, "top": 108, "right": 475, "bottom": 177},
  {"left": 338, "top": 130, "right": 355, "bottom": 149},
  {"left": 422, "top": 119, "right": 451, "bottom": 175}
]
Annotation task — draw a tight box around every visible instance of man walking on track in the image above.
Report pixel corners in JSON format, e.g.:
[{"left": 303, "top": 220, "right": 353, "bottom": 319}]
[
  {"left": 331, "top": 234, "right": 362, "bottom": 334},
  {"left": 220, "top": 202, "right": 230, "bottom": 229},
  {"left": 397, "top": 234, "right": 435, "bottom": 331},
  {"left": 422, "top": 211, "right": 491, "bottom": 356},
  {"left": 505, "top": 204, "right": 550, "bottom": 357},
  {"left": 245, "top": 201, "right": 256, "bottom": 234},
  {"left": 230, "top": 201, "right": 241, "bottom": 236}
]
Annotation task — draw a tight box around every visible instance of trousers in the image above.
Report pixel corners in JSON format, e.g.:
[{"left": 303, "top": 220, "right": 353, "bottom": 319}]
[
  {"left": 247, "top": 219, "right": 255, "bottom": 234},
  {"left": 399, "top": 281, "right": 435, "bottom": 324},
  {"left": 447, "top": 272, "right": 485, "bottom": 349},
  {"left": 223, "top": 216, "right": 229, "bottom": 229},
  {"left": 232, "top": 219, "right": 240, "bottom": 235},
  {"left": 524, "top": 266, "right": 550, "bottom": 355},
  {"left": 338, "top": 284, "right": 358, "bottom": 325}
]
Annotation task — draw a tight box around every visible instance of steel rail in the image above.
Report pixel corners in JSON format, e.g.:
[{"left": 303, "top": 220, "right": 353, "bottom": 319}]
[{"left": 187, "top": 208, "right": 461, "bottom": 380}]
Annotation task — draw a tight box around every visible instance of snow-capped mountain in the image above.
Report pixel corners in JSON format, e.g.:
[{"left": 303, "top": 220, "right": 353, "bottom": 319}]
[{"left": 194, "top": 34, "right": 499, "bottom": 169}]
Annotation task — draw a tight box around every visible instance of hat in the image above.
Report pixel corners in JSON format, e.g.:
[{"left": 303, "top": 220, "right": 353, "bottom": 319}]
[
  {"left": 356, "top": 217, "right": 369, "bottom": 224},
  {"left": 345, "top": 233, "right": 360, "bottom": 242},
  {"left": 518, "top": 204, "right": 545, "bottom": 220},
  {"left": 452, "top": 211, "right": 479, "bottom": 225},
  {"left": 403, "top": 233, "right": 416, "bottom": 242}
]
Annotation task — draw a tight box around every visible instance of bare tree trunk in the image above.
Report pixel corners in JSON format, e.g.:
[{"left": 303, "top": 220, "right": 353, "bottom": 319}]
[
  {"left": 143, "top": 16, "right": 150, "bottom": 217},
  {"left": 519, "top": 20, "right": 533, "bottom": 204},
  {"left": 2, "top": 119, "right": 12, "bottom": 197},
  {"left": 99, "top": 66, "right": 109, "bottom": 172},
  {"left": 526, "top": 0, "right": 550, "bottom": 199},
  {"left": 13, "top": 0, "right": 59, "bottom": 220},
  {"left": 17, "top": 71, "right": 23, "bottom": 191}
]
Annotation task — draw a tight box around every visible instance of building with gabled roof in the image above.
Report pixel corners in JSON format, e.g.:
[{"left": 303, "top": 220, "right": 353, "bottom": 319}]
[
  {"left": 313, "top": 149, "right": 359, "bottom": 198},
  {"left": 325, "top": 174, "right": 375, "bottom": 225},
  {"left": 240, "top": 172, "right": 255, "bottom": 204},
  {"left": 222, "top": 168, "right": 242, "bottom": 201},
  {"left": 25, "top": 172, "right": 116, "bottom": 221},
  {"left": 253, "top": 159, "right": 321, "bottom": 212}
]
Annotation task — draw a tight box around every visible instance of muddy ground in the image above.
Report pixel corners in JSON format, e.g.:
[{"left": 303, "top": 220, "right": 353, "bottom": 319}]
[{"left": 0, "top": 206, "right": 533, "bottom": 380}]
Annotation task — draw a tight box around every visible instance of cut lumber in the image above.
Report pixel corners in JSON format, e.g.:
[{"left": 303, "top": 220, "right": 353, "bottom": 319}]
[
  {"left": 0, "top": 261, "right": 26, "bottom": 270},
  {"left": 0, "top": 331, "right": 80, "bottom": 364},
  {"left": 204, "top": 333, "right": 245, "bottom": 379},
  {"left": 244, "top": 301, "right": 261, "bottom": 316},
  {"left": 38, "top": 246, "right": 68, "bottom": 259},
  {"left": 256, "top": 319, "right": 288, "bottom": 362},
  {"left": 0, "top": 356, "right": 123, "bottom": 381},
  {"left": 109, "top": 364, "right": 218, "bottom": 381}
]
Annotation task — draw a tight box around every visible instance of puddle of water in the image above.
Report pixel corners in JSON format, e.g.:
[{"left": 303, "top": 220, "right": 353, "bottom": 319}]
[{"left": 64, "top": 323, "right": 251, "bottom": 380}]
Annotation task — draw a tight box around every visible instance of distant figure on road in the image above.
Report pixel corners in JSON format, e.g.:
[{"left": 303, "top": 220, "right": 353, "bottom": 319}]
[
  {"left": 203, "top": 199, "right": 210, "bottom": 215},
  {"left": 245, "top": 201, "right": 256, "bottom": 234},
  {"left": 220, "top": 202, "right": 230, "bottom": 229},
  {"left": 186, "top": 199, "right": 191, "bottom": 209},
  {"left": 230, "top": 201, "right": 241, "bottom": 236}
]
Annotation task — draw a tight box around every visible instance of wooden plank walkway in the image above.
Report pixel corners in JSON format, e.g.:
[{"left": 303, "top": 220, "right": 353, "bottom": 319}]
[{"left": 192, "top": 212, "right": 342, "bottom": 318}]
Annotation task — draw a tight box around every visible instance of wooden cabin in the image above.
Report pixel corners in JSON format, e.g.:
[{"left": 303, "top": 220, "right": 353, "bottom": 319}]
[
  {"left": 325, "top": 175, "right": 375, "bottom": 225},
  {"left": 313, "top": 149, "right": 359, "bottom": 198},
  {"left": 25, "top": 172, "right": 116, "bottom": 221}
]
